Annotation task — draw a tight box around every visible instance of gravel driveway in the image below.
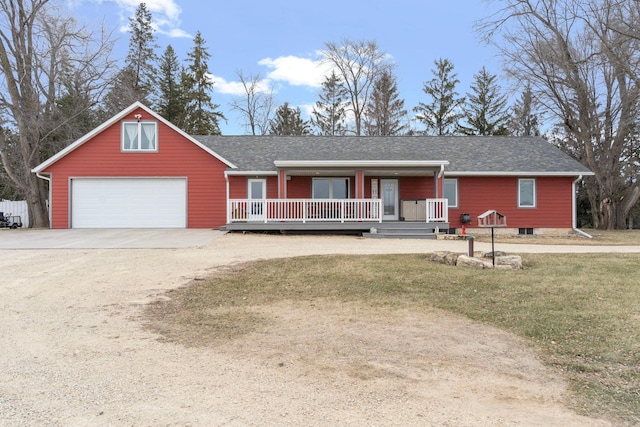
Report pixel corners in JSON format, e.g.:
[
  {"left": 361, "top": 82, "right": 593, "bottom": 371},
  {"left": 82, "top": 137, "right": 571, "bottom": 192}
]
[{"left": 2, "top": 232, "right": 631, "bottom": 426}]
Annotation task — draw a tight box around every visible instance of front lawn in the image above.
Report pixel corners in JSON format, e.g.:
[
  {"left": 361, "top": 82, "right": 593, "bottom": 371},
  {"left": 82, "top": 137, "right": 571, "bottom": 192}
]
[{"left": 147, "top": 252, "right": 640, "bottom": 425}]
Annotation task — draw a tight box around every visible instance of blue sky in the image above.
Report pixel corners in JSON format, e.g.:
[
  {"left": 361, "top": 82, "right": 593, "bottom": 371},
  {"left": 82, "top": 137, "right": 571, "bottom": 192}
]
[{"left": 64, "top": 0, "right": 504, "bottom": 134}]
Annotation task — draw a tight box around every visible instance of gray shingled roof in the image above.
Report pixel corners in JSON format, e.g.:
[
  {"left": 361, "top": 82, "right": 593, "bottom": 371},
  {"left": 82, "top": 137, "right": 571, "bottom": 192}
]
[{"left": 194, "top": 135, "right": 592, "bottom": 175}]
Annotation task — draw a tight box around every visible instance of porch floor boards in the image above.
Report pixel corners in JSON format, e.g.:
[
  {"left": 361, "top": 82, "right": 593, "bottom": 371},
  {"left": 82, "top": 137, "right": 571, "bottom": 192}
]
[{"left": 222, "top": 221, "right": 450, "bottom": 239}]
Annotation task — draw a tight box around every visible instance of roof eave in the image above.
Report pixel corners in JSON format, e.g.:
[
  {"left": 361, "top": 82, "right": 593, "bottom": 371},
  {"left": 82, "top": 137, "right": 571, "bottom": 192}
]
[
  {"left": 225, "top": 170, "right": 278, "bottom": 176},
  {"left": 274, "top": 160, "right": 450, "bottom": 168},
  {"left": 445, "top": 171, "right": 595, "bottom": 177}
]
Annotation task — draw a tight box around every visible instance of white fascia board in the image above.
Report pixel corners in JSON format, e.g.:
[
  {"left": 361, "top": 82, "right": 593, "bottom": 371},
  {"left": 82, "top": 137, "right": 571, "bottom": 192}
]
[
  {"left": 32, "top": 102, "right": 237, "bottom": 173},
  {"left": 225, "top": 170, "right": 278, "bottom": 176},
  {"left": 274, "top": 160, "right": 450, "bottom": 168},
  {"left": 444, "top": 171, "right": 595, "bottom": 177}
]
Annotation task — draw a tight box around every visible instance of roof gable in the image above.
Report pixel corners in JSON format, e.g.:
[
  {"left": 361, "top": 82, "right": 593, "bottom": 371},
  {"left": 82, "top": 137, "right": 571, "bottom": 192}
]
[{"left": 33, "top": 102, "right": 236, "bottom": 173}]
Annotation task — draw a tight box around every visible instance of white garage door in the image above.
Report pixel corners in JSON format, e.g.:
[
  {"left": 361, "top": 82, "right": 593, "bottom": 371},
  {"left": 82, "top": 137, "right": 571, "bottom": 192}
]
[{"left": 71, "top": 178, "right": 187, "bottom": 228}]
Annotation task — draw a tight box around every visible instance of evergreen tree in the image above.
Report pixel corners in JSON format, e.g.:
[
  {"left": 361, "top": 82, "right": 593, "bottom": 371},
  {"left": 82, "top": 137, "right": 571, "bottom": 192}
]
[
  {"left": 365, "top": 70, "right": 408, "bottom": 136},
  {"left": 311, "top": 71, "right": 348, "bottom": 135},
  {"left": 126, "top": 3, "right": 158, "bottom": 97},
  {"left": 458, "top": 67, "right": 511, "bottom": 136},
  {"left": 156, "top": 45, "right": 186, "bottom": 125},
  {"left": 509, "top": 84, "right": 542, "bottom": 136},
  {"left": 413, "top": 58, "right": 465, "bottom": 135},
  {"left": 103, "top": 3, "right": 157, "bottom": 113},
  {"left": 269, "top": 102, "right": 311, "bottom": 135},
  {"left": 181, "top": 31, "right": 224, "bottom": 135}
]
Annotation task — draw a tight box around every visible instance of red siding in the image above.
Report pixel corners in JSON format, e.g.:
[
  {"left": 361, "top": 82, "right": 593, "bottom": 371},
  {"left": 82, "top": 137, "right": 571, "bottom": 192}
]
[
  {"left": 450, "top": 176, "right": 573, "bottom": 228},
  {"left": 228, "top": 176, "right": 246, "bottom": 199},
  {"left": 44, "top": 108, "right": 228, "bottom": 229},
  {"left": 287, "top": 176, "right": 312, "bottom": 198},
  {"left": 399, "top": 176, "right": 435, "bottom": 199}
]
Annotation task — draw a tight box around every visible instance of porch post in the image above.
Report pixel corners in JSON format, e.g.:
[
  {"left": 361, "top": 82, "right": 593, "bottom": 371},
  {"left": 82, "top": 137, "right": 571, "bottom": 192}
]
[
  {"left": 355, "top": 169, "right": 364, "bottom": 198},
  {"left": 278, "top": 169, "right": 287, "bottom": 199}
]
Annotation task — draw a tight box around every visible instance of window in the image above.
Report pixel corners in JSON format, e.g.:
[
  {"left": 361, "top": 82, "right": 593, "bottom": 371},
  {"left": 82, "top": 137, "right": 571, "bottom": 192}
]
[
  {"left": 519, "top": 228, "right": 534, "bottom": 235},
  {"left": 312, "top": 178, "right": 349, "bottom": 199},
  {"left": 122, "top": 121, "right": 157, "bottom": 151},
  {"left": 518, "top": 178, "right": 536, "bottom": 208},
  {"left": 443, "top": 178, "right": 458, "bottom": 208}
]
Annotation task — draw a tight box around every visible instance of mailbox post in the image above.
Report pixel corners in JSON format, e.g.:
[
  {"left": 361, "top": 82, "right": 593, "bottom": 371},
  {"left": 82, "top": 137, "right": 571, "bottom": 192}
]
[{"left": 477, "top": 210, "right": 507, "bottom": 268}]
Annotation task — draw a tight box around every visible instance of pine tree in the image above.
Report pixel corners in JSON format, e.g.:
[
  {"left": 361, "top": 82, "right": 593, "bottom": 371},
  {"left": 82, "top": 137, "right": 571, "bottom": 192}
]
[
  {"left": 269, "top": 102, "right": 311, "bottom": 135},
  {"left": 103, "top": 3, "right": 157, "bottom": 113},
  {"left": 181, "top": 31, "right": 225, "bottom": 135},
  {"left": 156, "top": 45, "right": 186, "bottom": 125},
  {"left": 124, "top": 2, "right": 158, "bottom": 101},
  {"left": 509, "top": 84, "right": 542, "bottom": 136},
  {"left": 365, "top": 70, "right": 408, "bottom": 136},
  {"left": 458, "top": 67, "right": 511, "bottom": 136},
  {"left": 311, "top": 71, "right": 348, "bottom": 135},
  {"left": 413, "top": 58, "right": 465, "bottom": 135}
]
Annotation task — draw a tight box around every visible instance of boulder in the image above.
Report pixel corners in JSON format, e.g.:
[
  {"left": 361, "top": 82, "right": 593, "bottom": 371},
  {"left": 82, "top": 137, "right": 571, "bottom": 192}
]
[
  {"left": 483, "top": 250, "right": 507, "bottom": 258},
  {"left": 495, "top": 255, "right": 523, "bottom": 270},
  {"left": 445, "top": 252, "right": 459, "bottom": 266},
  {"left": 430, "top": 251, "right": 459, "bottom": 265},
  {"left": 430, "top": 251, "right": 450, "bottom": 264},
  {"left": 456, "top": 255, "right": 489, "bottom": 269}
]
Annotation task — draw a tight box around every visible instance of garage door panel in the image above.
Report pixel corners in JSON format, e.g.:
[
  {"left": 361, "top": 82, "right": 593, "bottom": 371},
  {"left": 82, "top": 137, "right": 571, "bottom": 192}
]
[{"left": 71, "top": 178, "right": 186, "bottom": 228}]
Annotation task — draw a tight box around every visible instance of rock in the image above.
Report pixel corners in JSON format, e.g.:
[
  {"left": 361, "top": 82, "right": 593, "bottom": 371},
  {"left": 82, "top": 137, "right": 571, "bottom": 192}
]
[
  {"left": 483, "top": 251, "right": 507, "bottom": 258},
  {"left": 431, "top": 251, "right": 449, "bottom": 263},
  {"left": 495, "top": 255, "right": 523, "bottom": 270},
  {"left": 456, "top": 255, "right": 487, "bottom": 269},
  {"left": 445, "top": 252, "right": 459, "bottom": 266}
]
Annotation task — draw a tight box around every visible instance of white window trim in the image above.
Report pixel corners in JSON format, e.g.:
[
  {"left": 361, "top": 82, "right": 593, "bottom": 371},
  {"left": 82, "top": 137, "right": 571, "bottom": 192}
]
[
  {"left": 121, "top": 121, "right": 158, "bottom": 152},
  {"left": 443, "top": 178, "right": 458, "bottom": 208},
  {"left": 312, "top": 177, "right": 350, "bottom": 199},
  {"left": 518, "top": 178, "right": 536, "bottom": 208}
]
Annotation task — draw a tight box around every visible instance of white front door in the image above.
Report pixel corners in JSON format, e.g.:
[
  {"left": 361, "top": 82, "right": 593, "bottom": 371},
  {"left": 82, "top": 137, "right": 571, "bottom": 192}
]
[
  {"left": 381, "top": 179, "right": 399, "bottom": 221},
  {"left": 247, "top": 178, "right": 266, "bottom": 221}
]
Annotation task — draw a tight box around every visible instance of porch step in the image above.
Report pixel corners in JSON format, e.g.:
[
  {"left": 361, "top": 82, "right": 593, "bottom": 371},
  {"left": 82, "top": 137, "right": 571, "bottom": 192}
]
[{"left": 362, "top": 222, "right": 448, "bottom": 239}]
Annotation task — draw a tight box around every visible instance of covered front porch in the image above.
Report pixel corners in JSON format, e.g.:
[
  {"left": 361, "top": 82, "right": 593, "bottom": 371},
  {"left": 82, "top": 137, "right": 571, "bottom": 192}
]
[
  {"left": 224, "top": 198, "right": 449, "bottom": 237},
  {"left": 223, "top": 160, "right": 451, "bottom": 237}
]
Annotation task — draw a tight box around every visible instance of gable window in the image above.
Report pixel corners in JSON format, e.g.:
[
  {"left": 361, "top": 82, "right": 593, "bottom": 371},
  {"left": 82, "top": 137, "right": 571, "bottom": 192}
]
[
  {"left": 443, "top": 178, "right": 458, "bottom": 208},
  {"left": 122, "top": 121, "right": 158, "bottom": 151},
  {"left": 518, "top": 178, "right": 536, "bottom": 208},
  {"left": 312, "top": 178, "right": 349, "bottom": 199}
]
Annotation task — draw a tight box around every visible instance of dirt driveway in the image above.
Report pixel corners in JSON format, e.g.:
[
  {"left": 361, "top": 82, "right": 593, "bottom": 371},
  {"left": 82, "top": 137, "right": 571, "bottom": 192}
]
[{"left": 1, "top": 232, "right": 625, "bottom": 426}]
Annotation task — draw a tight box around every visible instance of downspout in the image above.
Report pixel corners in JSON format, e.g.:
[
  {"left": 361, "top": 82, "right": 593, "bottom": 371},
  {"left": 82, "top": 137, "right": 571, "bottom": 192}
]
[
  {"left": 224, "top": 171, "right": 230, "bottom": 226},
  {"left": 572, "top": 175, "right": 592, "bottom": 238},
  {"left": 35, "top": 172, "right": 52, "bottom": 228},
  {"left": 436, "top": 164, "right": 445, "bottom": 198}
]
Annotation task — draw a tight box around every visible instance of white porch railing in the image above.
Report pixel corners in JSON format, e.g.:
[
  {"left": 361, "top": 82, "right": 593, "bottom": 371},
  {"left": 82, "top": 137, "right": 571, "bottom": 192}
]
[
  {"left": 228, "top": 199, "right": 383, "bottom": 223},
  {"left": 426, "top": 198, "right": 448, "bottom": 222},
  {"left": 228, "top": 198, "right": 449, "bottom": 224}
]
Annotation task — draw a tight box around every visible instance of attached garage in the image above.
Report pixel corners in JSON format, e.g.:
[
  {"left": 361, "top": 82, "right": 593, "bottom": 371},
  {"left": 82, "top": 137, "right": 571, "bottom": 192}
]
[{"left": 70, "top": 178, "right": 187, "bottom": 228}]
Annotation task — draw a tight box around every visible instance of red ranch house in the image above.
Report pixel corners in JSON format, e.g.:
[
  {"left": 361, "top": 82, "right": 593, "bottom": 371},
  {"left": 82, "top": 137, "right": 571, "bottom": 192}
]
[{"left": 33, "top": 103, "right": 593, "bottom": 238}]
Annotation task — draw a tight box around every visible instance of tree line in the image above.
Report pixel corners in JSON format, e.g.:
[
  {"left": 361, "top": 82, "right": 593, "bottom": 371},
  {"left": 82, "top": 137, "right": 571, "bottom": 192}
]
[{"left": 0, "top": 0, "right": 638, "bottom": 230}]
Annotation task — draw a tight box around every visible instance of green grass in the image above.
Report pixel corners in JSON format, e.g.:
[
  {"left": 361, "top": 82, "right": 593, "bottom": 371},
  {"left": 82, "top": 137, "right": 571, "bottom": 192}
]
[{"left": 146, "top": 253, "right": 640, "bottom": 425}]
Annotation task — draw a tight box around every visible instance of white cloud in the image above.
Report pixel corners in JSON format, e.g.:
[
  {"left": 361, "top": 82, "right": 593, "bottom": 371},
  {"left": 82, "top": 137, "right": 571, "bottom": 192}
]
[
  {"left": 68, "top": 0, "right": 190, "bottom": 38},
  {"left": 208, "top": 74, "right": 274, "bottom": 96},
  {"left": 258, "top": 55, "right": 332, "bottom": 88},
  {"left": 298, "top": 103, "right": 315, "bottom": 119}
]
